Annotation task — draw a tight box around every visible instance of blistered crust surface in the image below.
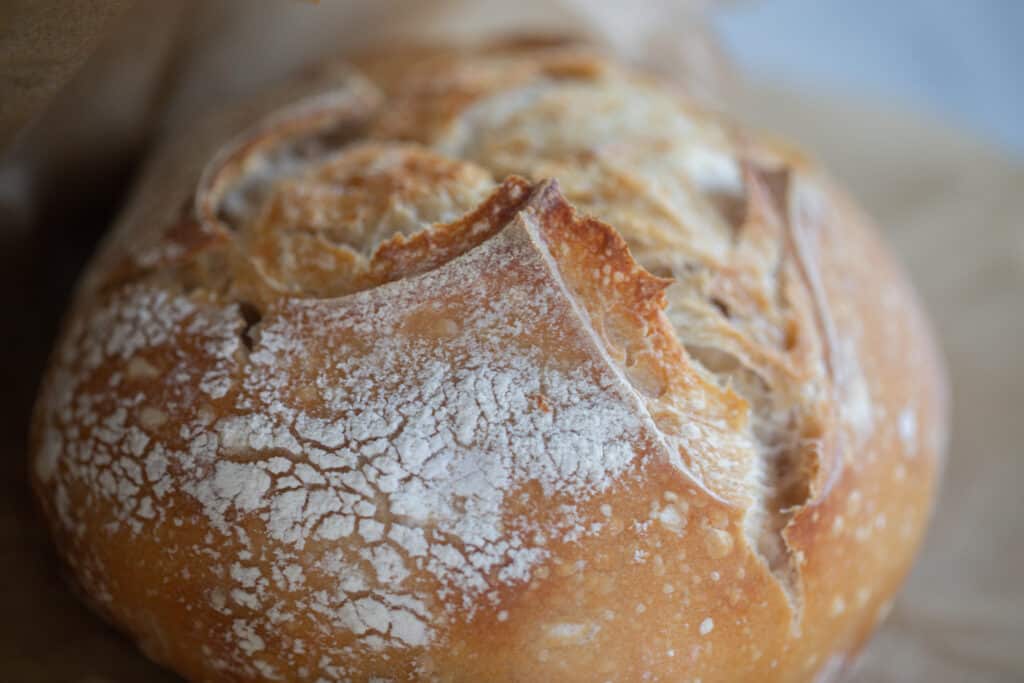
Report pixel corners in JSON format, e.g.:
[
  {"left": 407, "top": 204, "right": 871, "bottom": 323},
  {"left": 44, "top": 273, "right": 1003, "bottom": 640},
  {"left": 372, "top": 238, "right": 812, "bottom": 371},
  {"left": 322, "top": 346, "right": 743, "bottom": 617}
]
[{"left": 31, "top": 41, "right": 946, "bottom": 683}]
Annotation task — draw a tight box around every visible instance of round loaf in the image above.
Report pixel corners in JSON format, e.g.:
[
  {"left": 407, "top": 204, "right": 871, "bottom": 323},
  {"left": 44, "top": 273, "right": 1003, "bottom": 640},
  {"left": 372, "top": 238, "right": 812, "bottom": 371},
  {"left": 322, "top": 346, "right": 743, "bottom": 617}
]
[{"left": 30, "top": 40, "right": 948, "bottom": 682}]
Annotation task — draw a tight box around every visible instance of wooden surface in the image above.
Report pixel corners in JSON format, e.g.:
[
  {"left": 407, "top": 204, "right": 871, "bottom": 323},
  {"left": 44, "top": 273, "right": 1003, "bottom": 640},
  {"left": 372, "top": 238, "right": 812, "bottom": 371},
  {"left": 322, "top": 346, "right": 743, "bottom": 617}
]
[{"left": 1, "top": 32, "right": 1021, "bottom": 683}]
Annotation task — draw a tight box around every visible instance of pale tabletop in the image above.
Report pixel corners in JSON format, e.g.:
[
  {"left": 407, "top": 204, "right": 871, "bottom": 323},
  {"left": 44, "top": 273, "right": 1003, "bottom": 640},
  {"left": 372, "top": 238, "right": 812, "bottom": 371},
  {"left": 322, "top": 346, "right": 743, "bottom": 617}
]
[{"left": 2, "top": 80, "right": 1021, "bottom": 681}]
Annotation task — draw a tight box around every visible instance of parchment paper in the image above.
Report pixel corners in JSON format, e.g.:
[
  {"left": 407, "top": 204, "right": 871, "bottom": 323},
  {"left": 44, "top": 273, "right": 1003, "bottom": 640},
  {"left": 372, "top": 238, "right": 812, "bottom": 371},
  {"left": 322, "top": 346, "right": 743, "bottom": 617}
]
[{"left": 1, "top": 3, "right": 1021, "bottom": 681}]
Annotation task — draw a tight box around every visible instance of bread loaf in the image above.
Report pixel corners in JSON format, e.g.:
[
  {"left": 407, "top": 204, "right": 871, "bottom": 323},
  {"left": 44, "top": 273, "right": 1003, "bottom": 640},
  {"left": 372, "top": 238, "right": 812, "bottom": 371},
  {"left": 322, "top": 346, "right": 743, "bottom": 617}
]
[{"left": 30, "top": 40, "right": 948, "bottom": 682}]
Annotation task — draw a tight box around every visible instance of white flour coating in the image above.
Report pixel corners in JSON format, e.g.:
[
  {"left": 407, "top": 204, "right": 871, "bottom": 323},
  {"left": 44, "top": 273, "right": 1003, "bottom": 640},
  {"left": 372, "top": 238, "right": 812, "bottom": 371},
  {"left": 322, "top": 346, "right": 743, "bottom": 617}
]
[
  {"left": 836, "top": 338, "right": 874, "bottom": 443},
  {"left": 38, "top": 287, "right": 244, "bottom": 534},
  {"left": 38, "top": 220, "right": 659, "bottom": 670},
  {"left": 898, "top": 406, "right": 917, "bottom": 457}
]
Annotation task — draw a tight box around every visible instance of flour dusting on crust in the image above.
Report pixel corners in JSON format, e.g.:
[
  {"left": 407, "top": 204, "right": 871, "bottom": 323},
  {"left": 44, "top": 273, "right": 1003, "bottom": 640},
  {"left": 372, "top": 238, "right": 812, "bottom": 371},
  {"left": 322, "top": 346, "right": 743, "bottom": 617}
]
[{"left": 37, "top": 201, "right": 669, "bottom": 674}]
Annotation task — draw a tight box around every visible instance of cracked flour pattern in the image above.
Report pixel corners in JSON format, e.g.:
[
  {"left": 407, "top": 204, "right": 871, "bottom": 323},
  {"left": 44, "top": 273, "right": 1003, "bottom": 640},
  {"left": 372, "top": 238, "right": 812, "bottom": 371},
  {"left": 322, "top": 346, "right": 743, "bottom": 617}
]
[{"left": 35, "top": 221, "right": 660, "bottom": 679}]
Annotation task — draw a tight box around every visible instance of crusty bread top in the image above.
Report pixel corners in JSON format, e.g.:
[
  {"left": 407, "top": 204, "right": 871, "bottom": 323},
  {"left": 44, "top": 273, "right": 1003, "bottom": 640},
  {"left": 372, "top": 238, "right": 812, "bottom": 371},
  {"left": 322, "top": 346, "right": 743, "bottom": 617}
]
[{"left": 32, "top": 40, "right": 947, "bottom": 681}]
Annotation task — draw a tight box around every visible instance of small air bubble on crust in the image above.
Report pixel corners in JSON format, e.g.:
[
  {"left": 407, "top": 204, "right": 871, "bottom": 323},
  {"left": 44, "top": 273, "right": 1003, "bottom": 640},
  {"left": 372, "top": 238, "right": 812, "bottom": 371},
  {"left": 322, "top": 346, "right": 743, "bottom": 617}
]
[
  {"left": 704, "top": 527, "right": 734, "bottom": 559},
  {"left": 898, "top": 406, "right": 917, "bottom": 457},
  {"left": 126, "top": 357, "right": 160, "bottom": 380},
  {"left": 138, "top": 406, "right": 168, "bottom": 430}
]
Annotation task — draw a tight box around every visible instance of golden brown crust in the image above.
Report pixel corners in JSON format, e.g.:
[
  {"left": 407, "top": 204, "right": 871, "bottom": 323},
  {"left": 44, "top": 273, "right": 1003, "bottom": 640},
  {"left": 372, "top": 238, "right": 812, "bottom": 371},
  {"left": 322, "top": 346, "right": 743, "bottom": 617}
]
[{"left": 30, "top": 41, "right": 947, "bottom": 682}]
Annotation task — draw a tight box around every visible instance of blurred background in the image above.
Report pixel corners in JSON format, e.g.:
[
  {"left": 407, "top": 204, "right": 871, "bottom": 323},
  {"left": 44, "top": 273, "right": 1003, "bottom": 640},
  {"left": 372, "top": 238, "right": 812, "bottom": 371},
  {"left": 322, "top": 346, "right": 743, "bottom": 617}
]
[
  {"left": 1, "top": 2, "right": 1021, "bottom": 681},
  {"left": 713, "top": 0, "right": 1024, "bottom": 155}
]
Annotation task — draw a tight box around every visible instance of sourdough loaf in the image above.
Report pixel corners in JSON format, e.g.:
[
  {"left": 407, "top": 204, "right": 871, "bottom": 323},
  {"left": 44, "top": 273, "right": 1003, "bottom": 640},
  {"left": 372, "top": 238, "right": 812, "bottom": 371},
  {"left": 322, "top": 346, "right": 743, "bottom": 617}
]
[{"left": 30, "top": 40, "right": 948, "bottom": 682}]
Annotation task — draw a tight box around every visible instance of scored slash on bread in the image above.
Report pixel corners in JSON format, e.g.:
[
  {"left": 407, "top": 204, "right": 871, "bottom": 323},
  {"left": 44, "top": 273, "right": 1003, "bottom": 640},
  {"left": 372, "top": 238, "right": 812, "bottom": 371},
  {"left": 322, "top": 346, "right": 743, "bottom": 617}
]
[{"left": 31, "top": 40, "right": 947, "bottom": 682}]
